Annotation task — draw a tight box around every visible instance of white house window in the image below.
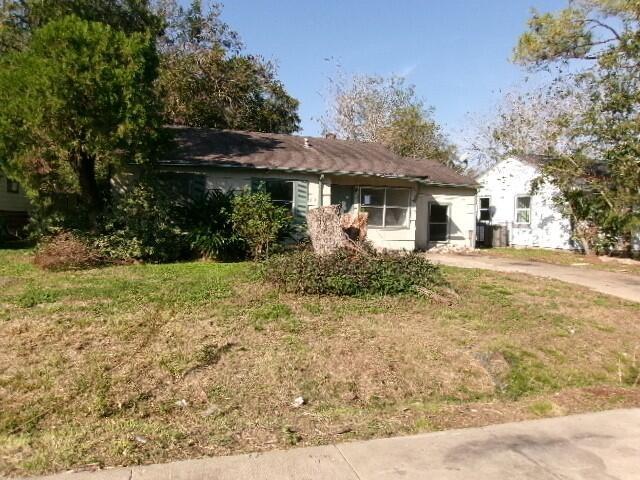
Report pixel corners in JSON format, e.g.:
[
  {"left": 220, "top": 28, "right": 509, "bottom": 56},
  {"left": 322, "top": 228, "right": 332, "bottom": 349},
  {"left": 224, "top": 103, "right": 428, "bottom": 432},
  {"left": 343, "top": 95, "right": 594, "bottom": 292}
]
[
  {"left": 6, "top": 179, "right": 19, "bottom": 194},
  {"left": 479, "top": 197, "right": 491, "bottom": 222},
  {"left": 429, "top": 203, "right": 450, "bottom": 242},
  {"left": 515, "top": 195, "right": 531, "bottom": 224},
  {"left": 360, "top": 187, "right": 410, "bottom": 228}
]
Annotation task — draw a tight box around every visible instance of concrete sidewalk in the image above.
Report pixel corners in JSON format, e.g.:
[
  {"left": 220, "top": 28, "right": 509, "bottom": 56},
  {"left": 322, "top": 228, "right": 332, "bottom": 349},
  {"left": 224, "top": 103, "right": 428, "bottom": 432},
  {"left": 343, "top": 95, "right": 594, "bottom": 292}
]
[
  {"left": 425, "top": 253, "right": 640, "bottom": 303},
  {"left": 32, "top": 409, "right": 640, "bottom": 480}
]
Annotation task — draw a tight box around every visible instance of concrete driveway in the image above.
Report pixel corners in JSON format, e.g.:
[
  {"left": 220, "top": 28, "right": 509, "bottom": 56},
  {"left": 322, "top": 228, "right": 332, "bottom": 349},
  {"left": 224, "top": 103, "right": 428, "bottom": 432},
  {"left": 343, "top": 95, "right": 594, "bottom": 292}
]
[
  {"left": 31, "top": 409, "right": 640, "bottom": 480},
  {"left": 425, "top": 253, "right": 640, "bottom": 303}
]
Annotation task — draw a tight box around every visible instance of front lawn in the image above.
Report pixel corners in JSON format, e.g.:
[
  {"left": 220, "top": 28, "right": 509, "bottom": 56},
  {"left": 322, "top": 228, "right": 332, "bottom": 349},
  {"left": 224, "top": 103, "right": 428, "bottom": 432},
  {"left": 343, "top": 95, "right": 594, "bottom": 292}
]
[
  {"left": 1, "top": 249, "right": 639, "bottom": 476},
  {"left": 482, "top": 247, "right": 640, "bottom": 275}
]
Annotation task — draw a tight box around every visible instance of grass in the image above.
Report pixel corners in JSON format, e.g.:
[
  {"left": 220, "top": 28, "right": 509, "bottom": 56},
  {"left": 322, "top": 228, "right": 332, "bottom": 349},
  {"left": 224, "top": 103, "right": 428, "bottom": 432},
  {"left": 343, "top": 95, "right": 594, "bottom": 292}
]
[
  {"left": 481, "top": 247, "right": 640, "bottom": 275},
  {"left": 1, "top": 248, "right": 639, "bottom": 476}
]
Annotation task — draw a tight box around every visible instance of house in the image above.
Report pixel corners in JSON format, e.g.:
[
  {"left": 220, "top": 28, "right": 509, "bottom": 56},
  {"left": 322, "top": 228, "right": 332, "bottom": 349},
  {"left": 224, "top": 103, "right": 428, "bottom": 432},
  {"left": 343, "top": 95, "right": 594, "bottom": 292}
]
[
  {"left": 475, "top": 156, "right": 574, "bottom": 250},
  {"left": 154, "top": 127, "right": 478, "bottom": 251},
  {"left": 0, "top": 172, "right": 31, "bottom": 235}
]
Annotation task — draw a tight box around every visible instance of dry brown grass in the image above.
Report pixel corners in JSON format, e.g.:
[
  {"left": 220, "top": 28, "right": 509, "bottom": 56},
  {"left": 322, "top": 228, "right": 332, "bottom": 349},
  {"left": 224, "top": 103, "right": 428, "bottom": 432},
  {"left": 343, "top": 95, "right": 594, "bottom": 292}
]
[
  {"left": 33, "top": 232, "right": 104, "bottom": 271},
  {"left": 0, "top": 248, "right": 639, "bottom": 476}
]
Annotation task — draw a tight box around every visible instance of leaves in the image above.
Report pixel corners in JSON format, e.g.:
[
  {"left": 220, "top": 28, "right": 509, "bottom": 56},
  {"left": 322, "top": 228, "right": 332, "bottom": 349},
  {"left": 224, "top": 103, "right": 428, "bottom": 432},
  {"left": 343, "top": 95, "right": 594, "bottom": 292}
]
[{"left": 322, "top": 73, "right": 457, "bottom": 166}]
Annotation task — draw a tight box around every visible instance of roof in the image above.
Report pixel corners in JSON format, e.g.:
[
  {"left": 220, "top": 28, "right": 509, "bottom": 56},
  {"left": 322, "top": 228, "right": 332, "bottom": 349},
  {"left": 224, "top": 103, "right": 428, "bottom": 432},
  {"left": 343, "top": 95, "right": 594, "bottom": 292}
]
[{"left": 161, "top": 126, "right": 476, "bottom": 188}]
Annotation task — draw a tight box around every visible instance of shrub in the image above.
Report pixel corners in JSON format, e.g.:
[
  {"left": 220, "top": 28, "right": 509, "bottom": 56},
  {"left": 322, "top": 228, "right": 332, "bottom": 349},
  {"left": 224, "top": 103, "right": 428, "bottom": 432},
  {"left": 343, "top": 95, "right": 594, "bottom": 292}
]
[
  {"left": 95, "top": 184, "right": 187, "bottom": 263},
  {"left": 231, "top": 190, "right": 293, "bottom": 259},
  {"left": 33, "top": 232, "right": 103, "bottom": 271},
  {"left": 175, "top": 189, "right": 246, "bottom": 261},
  {"left": 263, "top": 248, "right": 445, "bottom": 296}
]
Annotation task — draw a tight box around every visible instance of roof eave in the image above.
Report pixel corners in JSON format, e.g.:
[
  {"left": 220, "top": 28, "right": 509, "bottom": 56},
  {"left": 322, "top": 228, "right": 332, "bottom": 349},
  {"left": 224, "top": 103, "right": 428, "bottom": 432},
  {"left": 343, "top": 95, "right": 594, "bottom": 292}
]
[{"left": 157, "top": 160, "right": 477, "bottom": 189}]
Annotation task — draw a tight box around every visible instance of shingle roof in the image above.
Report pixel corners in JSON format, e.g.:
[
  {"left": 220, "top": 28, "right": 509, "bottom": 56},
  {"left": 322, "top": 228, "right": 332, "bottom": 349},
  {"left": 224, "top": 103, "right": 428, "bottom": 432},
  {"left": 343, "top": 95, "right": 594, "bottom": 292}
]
[{"left": 161, "top": 126, "right": 476, "bottom": 187}]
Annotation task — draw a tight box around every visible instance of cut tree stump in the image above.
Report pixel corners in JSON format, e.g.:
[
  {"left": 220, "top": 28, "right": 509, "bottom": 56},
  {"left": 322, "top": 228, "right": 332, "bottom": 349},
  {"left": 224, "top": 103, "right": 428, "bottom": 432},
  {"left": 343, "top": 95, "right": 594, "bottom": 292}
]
[{"left": 307, "top": 205, "right": 368, "bottom": 255}]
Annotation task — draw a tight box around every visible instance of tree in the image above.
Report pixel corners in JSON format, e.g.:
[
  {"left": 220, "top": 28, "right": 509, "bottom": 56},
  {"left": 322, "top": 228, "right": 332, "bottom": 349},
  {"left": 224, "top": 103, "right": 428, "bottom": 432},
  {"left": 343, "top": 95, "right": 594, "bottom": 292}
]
[
  {"left": 0, "top": 15, "right": 163, "bottom": 227},
  {"left": 155, "top": 0, "right": 300, "bottom": 133},
  {"left": 321, "top": 74, "right": 457, "bottom": 168},
  {"left": 513, "top": 0, "right": 640, "bottom": 253},
  {"left": 0, "top": 0, "right": 162, "bottom": 53},
  {"left": 463, "top": 82, "right": 588, "bottom": 168}
]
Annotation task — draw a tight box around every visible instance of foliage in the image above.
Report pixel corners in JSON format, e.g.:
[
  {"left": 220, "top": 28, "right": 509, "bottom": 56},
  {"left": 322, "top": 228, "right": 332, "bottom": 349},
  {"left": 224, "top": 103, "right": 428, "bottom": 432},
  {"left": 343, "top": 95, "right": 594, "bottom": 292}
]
[
  {"left": 463, "top": 83, "right": 588, "bottom": 168},
  {"left": 95, "top": 183, "right": 186, "bottom": 262},
  {"left": 231, "top": 190, "right": 292, "bottom": 259},
  {"left": 0, "top": 0, "right": 163, "bottom": 53},
  {"left": 511, "top": 0, "right": 640, "bottom": 254},
  {"left": 33, "top": 232, "right": 104, "bottom": 271},
  {"left": 321, "top": 73, "right": 458, "bottom": 168},
  {"left": 263, "top": 248, "right": 444, "bottom": 296},
  {"left": 0, "top": 15, "right": 163, "bottom": 228},
  {"left": 174, "top": 189, "right": 246, "bottom": 260},
  {"left": 155, "top": 0, "right": 300, "bottom": 133}
]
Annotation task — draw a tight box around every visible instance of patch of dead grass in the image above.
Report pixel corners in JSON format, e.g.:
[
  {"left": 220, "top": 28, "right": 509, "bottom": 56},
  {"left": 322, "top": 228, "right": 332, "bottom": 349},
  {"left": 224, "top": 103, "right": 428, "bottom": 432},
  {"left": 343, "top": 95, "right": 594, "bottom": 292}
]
[{"left": 0, "top": 249, "right": 639, "bottom": 476}]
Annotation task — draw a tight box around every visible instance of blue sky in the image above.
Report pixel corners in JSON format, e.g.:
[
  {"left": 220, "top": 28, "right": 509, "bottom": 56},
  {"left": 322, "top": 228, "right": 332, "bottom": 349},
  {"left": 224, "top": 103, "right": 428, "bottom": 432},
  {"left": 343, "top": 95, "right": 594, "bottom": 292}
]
[{"left": 212, "top": 0, "right": 565, "bottom": 144}]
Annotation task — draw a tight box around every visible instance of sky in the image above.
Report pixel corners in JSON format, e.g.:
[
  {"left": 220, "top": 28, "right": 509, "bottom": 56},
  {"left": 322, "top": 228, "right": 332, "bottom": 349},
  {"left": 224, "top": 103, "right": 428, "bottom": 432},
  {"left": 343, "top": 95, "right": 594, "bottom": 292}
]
[{"left": 209, "top": 0, "right": 566, "bottom": 146}]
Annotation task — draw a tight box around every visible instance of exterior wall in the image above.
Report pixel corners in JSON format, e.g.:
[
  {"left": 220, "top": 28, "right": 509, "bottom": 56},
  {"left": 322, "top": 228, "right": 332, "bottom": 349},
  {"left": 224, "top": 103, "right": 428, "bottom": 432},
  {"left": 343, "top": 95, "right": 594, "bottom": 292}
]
[
  {"left": 476, "top": 157, "right": 573, "bottom": 250},
  {"left": 156, "top": 166, "right": 322, "bottom": 213},
  {"left": 416, "top": 186, "right": 476, "bottom": 250},
  {"left": 0, "top": 174, "right": 31, "bottom": 213},
  {"left": 154, "top": 166, "right": 477, "bottom": 252}
]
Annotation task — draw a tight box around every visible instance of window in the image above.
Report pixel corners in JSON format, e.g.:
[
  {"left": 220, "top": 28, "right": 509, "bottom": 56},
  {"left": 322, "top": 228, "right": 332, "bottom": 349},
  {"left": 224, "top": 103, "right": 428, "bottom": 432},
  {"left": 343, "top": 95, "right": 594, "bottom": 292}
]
[
  {"left": 264, "top": 179, "right": 294, "bottom": 211},
  {"left": 515, "top": 195, "right": 531, "bottom": 224},
  {"left": 429, "top": 203, "right": 450, "bottom": 242},
  {"left": 158, "top": 172, "right": 205, "bottom": 199},
  {"left": 359, "top": 187, "right": 410, "bottom": 228},
  {"left": 479, "top": 197, "right": 491, "bottom": 222},
  {"left": 6, "top": 178, "right": 19, "bottom": 194}
]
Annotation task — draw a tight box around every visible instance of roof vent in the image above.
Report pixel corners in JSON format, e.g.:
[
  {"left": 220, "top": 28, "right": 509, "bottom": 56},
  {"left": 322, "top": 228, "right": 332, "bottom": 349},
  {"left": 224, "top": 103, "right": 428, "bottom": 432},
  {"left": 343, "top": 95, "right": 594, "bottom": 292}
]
[
  {"left": 325, "top": 132, "right": 337, "bottom": 140},
  {"left": 303, "top": 137, "right": 311, "bottom": 149}
]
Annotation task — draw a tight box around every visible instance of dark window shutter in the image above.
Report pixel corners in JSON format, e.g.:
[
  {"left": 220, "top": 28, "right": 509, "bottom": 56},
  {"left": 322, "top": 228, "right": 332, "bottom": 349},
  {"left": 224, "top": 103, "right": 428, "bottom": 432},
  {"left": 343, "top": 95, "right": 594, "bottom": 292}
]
[{"left": 293, "top": 181, "right": 309, "bottom": 223}]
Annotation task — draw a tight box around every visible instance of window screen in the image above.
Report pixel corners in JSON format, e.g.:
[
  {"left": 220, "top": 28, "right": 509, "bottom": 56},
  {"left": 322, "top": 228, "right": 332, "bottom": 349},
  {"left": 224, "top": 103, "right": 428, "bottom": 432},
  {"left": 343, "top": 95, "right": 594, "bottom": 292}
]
[
  {"left": 359, "top": 187, "right": 410, "bottom": 228},
  {"left": 515, "top": 195, "right": 531, "bottom": 224},
  {"left": 479, "top": 197, "right": 491, "bottom": 221}
]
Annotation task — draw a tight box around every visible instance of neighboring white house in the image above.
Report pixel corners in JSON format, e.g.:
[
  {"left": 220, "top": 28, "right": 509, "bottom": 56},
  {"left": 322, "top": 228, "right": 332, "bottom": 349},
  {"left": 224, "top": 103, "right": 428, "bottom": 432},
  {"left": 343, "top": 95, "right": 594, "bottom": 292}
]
[
  {"left": 153, "top": 127, "right": 478, "bottom": 251},
  {"left": 475, "top": 156, "right": 574, "bottom": 250}
]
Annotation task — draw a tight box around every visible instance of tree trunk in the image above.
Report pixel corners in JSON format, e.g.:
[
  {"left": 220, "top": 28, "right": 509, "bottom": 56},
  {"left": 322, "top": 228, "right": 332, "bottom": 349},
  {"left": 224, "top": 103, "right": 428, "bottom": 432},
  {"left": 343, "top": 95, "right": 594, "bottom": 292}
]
[{"left": 75, "top": 151, "right": 102, "bottom": 229}]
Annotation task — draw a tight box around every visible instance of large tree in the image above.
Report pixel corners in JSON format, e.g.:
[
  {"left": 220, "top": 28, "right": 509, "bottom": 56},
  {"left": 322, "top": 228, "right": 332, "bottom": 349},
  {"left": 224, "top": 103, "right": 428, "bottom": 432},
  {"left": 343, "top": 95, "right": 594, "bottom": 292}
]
[
  {"left": 321, "top": 74, "right": 458, "bottom": 168},
  {"left": 0, "top": 15, "right": 163, "bottom": 227},
  {"left": 155, "top": 0, "right": 300, "bottom": 133},
  {"left": 513, "top": 0, "right": 640, "bottom": 253},
  {"left": 0, "top": 0, "right": 162, "bottom": 52}
]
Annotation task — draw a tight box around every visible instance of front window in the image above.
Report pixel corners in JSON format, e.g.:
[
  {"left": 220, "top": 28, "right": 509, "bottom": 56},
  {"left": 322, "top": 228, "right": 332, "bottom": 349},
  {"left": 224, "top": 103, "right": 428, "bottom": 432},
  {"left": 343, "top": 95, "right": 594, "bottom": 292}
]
[
  {"left": 515, "top": 195, "right": 531, "bottom": 224},
  {"left": 6, "top": 179, "right": 19, "bottom": 194},
  {"left": 264, "top": 179, "right": 294, "bottom": 211},
  {"left": 360, "top": 187, "right": 410, "bottom": 228},
  {"left": 429, "top": 203, "right": 449, "bottom": 242},
  {"left": 479, "top": 197, "right": 491, "bottom": 221}
]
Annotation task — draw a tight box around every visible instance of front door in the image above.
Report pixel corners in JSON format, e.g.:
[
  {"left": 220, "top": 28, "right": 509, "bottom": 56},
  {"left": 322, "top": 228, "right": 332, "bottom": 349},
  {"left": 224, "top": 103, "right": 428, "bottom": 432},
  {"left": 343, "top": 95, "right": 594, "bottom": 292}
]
[{"left": 428, "top": 202, "right": 450, "bottom": 243}]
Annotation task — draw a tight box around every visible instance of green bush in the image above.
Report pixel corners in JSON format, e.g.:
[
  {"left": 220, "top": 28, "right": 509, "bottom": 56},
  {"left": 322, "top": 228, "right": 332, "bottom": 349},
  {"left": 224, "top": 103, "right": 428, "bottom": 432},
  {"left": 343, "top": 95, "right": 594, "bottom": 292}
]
[
  {"left": 231, "top": 190, "right": 293, "bottom": 259},
  {"left": 175, "top": 189, "right": 246, "bottom": 261},
  {"left": 263, "top": 248, "right": 444, "bottom": 296},
  {"left": 95, "top": 184, "right": 187, "bottom": 263}
]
